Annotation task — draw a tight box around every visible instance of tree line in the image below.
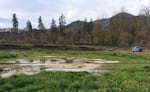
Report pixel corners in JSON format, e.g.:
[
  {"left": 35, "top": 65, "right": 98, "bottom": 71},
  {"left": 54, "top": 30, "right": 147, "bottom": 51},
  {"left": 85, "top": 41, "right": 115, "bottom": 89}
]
[
  {"left": 92, "top": 7, "right": 150, "bottom": 47},
  {"left": 0, "top": 7, "right": 150, "bottom": 47}
]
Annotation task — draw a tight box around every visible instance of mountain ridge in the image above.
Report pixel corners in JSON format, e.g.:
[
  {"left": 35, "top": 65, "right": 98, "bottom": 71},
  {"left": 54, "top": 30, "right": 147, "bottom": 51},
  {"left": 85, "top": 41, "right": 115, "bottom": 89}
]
[
  {"left": 0, "top": 12, "right": 148, "bottom": 30},
  {"left": 65, "top": 12, "right": 138, "bottom": 31}
]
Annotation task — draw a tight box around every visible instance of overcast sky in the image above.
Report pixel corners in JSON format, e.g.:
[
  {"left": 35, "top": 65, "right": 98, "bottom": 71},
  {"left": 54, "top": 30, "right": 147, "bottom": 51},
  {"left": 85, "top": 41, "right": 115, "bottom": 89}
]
[{"left": 0, "top": 0, "right": 149, "bottom": 29}]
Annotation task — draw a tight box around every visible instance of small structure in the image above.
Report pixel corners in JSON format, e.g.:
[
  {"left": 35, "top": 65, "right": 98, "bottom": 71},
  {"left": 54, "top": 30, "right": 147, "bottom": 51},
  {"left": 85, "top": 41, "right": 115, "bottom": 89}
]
[{"left": 132, "top": 46, "right": 143, "bottom": 52}]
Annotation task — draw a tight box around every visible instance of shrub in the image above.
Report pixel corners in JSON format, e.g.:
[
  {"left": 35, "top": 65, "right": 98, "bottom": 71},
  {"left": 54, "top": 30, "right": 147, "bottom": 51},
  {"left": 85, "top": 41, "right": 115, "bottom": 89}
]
[{"left": 0, "top": 68, "right": 3, "bottom": 72}]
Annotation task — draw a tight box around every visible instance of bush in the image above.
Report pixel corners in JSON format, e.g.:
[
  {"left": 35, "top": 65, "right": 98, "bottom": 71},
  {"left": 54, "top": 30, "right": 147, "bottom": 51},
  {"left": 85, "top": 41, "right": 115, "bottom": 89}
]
[
  {"left": 0, "top": 83, "right": 13, "bottom": 91},
  {"left": 0, "top": 68, "right": 3, "bottom": 72},
  {"left": 0, "top": 52, "right": 17, "bottom": 59}
]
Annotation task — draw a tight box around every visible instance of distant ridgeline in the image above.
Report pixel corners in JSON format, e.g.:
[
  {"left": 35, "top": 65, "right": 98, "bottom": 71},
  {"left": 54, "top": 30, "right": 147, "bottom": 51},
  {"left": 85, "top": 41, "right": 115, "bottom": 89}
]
[{"left": 0, "top": 12, "right": 150, "bottom": 47}]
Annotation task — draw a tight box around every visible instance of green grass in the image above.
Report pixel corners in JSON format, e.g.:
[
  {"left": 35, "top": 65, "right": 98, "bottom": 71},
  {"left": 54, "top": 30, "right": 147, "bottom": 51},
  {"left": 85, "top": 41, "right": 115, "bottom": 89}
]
[
  {"left": 0, "top": 69, "right": 149, "bottom": 92},
  {"left": 0, "top": 48, "right": 149, "bottom": 92},
  {"left": 0, "top": 51, "right": 18, "bottom": 61},
  {"left": 0, "top": 49, "right": 150, "bottom": 62},
  {"left": 33, "top": 48, "right": 150, "bottom": 62}
]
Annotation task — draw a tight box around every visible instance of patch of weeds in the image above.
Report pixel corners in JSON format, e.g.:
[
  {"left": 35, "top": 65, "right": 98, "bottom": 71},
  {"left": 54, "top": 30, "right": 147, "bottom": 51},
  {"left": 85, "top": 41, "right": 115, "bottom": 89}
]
[{"left": 0, "top": 67, "right": 3, "bottom": 72}]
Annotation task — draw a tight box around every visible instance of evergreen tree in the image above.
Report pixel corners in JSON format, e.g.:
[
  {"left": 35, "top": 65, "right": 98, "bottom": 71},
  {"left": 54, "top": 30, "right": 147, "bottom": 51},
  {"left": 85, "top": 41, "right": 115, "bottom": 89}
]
[
  {"left": 59, "top": 14, "right": 66, "bottom": 31},
  {"left": 51, "top": 18, "right": 56, "bottom": 29},
  {"left": 50, "top": 18, "right": 57, "bottom": 44},
  {"left": 12, "top": 13, "right": 18, "bottom": 31},
  {"left": 26, "top": 20, "right": 32, "bottom": 31},
  {"left": 38, "top": 16, "right": 45, "bottom": 30}
]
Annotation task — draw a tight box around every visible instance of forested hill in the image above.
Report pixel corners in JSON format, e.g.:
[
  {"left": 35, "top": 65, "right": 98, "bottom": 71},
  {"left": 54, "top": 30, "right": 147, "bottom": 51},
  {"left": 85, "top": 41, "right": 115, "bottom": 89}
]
[
  {"left": 65, "top": 12, "right": 148, "bottom": 31},
  {"left": 64, "top": 12, "right": 150, "bottom": 47}
]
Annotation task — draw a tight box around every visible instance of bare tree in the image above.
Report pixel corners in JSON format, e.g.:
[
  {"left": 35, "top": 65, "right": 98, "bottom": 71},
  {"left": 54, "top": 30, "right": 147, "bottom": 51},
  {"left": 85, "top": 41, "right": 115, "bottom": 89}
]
[
  {"left": 140, "top": 7, "right": 150, "bottom": 46},
  {"left": 92, "top": 24, "right": 105, "bottom": 45},
  {"left": 107, "top": 16, "right": 122, "bottom": 46}
]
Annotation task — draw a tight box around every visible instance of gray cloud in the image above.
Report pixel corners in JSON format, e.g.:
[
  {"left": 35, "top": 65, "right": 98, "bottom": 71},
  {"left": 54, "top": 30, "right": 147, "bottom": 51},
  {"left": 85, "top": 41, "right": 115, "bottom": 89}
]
[{"left": 0, "top": 0, "right": 149, "bottom": 28}]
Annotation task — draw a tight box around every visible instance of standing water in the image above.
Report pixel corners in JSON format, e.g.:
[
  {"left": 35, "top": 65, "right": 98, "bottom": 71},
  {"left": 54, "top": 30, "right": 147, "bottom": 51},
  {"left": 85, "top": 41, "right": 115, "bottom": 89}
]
[{"left": 0, "top": 56, "right": 119, "bottom": 77}]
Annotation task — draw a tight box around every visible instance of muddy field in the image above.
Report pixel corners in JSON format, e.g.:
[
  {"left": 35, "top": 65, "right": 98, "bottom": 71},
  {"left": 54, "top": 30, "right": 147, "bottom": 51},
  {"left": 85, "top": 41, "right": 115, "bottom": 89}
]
[{"left": 0, "top": 56, "right": 119, "bottom": 77}]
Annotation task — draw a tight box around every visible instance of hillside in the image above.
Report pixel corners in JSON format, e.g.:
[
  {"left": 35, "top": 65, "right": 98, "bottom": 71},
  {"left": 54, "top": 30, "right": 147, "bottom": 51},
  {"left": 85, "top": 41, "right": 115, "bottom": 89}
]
[
  {"left": 65, "top": 12, "right": 147, "bottom": 31},
  {"left": 65, "top": 20, "right": 86, "bottom": 31}
]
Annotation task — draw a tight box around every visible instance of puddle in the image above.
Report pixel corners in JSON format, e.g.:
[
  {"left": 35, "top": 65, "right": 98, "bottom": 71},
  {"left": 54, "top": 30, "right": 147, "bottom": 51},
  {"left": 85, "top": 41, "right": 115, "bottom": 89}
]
[{"left": 0, "top": 56, "right": 119, "bottom": 78}]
